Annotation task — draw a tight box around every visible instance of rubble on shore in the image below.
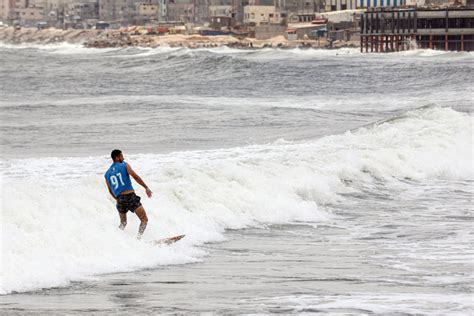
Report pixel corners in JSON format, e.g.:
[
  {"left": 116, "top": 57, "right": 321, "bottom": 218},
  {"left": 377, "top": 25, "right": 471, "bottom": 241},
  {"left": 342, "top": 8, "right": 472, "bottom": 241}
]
[{"left": 0, "top": 26, "right": 360, "bottom": 50}]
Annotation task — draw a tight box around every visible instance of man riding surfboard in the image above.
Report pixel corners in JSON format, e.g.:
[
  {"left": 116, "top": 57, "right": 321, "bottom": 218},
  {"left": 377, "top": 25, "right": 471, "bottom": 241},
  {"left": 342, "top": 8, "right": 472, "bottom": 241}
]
[{"left": 105, "top": 149, "right": 152, "bottom": 239}]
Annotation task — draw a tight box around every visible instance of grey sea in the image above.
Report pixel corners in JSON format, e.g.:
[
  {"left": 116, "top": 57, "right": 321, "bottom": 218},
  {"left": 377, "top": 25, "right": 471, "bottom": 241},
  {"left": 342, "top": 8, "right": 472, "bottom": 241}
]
[{"left": 0, "top": 44, "right": 473, "bottom": 314}]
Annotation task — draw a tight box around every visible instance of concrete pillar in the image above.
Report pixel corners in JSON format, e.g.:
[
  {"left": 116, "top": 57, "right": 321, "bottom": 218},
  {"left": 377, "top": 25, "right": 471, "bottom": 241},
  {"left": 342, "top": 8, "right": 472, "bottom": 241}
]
[{"left": 461, "top": 33, "right": 464, "bottom": 52}]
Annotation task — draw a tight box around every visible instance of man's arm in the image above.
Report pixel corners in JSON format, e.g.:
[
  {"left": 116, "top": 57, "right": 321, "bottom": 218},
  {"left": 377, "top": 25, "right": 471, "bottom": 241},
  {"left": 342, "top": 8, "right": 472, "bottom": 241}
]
[
  {"left": 126, "top": 164, "right": 153, "bottom": 198},
  {"left": 105, "top": 179, "right": 117, "bottom": 201}
]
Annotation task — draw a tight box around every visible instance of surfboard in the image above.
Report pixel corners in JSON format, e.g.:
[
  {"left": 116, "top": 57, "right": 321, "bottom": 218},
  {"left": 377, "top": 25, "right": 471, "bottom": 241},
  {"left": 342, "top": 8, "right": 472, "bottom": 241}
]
[{"left": 153, "top": 234, "right": 185, "bottom": 246}]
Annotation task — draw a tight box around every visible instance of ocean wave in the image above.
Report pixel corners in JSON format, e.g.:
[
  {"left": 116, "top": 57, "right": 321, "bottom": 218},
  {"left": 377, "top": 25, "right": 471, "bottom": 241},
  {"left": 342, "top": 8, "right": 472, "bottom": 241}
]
[
  {"left": 2, "top": 40, "right": 474, "bottom": 59},
  {"left": 1, "top": 106, "right": 472, "bottom": 294}
]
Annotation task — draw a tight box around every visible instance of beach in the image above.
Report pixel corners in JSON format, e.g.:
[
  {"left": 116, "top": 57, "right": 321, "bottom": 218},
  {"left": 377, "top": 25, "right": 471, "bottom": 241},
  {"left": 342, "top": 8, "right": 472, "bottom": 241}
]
[{"left": 0, "top": 43, "right": 473, "bottom": 314}]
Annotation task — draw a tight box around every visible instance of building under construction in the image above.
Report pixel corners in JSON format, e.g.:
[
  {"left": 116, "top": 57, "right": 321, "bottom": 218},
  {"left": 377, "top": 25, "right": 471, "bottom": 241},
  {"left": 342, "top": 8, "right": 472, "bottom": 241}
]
[{"left": 360, "top": 8, "right": 474, "bottom": 52}]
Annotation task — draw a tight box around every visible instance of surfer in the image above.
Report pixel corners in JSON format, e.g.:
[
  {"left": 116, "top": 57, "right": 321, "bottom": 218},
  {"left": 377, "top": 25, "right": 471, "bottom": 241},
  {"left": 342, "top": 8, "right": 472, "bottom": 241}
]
[{"left": 105, "top": 149, "right": 153, "bottom": 239}]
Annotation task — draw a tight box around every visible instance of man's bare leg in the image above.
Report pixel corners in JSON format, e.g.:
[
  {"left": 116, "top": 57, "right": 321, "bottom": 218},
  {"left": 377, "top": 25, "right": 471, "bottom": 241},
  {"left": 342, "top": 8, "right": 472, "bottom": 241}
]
[
  {"left": 134, "top": 206, "right": 148, "bottom": 240},
  {"left": 118, "top": 212, "right": 127, "bottom": 230}
]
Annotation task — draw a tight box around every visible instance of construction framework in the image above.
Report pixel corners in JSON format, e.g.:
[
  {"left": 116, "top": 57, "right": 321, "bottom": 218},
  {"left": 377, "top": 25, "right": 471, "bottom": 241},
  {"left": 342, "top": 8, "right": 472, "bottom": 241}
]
[{"left": 360, "top": 8, "right": 474, "bottom": 52}]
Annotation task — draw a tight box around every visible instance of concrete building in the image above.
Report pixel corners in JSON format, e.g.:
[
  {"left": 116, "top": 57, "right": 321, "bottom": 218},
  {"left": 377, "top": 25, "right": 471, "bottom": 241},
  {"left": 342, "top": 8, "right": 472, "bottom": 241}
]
[
  {"left": 358, "top": 0, "right": 407, "bottom": 8},
  {"left": 66, "top": 0, "right": 99, "bottom": 24},
  {"left": 405, "top": 0, "right": 425, "bottom": 5},
  {"left": 167, "top": 0, "right": 193, "bottom": 22},
  {"left": 1, "top": 0, "right": 48, "bottom": 24},
  {"left": 137, "top": 1, "right": 159, "bottom": 23},
  {"left": 99, "top": 0, "right": 144, "bottom": 24},
  {"left": 1, "top": 0, "right": 26, "bottom": 23},
  {"left": 324, "top": 0, "right": 357, "bottom": 11},
  {"left": 244, "top": 5, "right": 287, "bottom": 24},
  {"left": 157, "top": 0, "right": 166, "bottom": 19},
  {"left": 209, "top": 0, "right": 232, "bottom": 17},
  {"left": 0, "top": 0, "right": 15, "bottom": 22},
  {"left": 360, "top": 8, "right": 474, "bottom": 52},
  {"left": 15, "top": 5, "right": 45, "bottom": 25},
  {"left": 254, "top": 23, "right": 286, "bottom": 38},
  {"left": 209, "top": 5, "right": 232, "bottom": 17},
  {"left": 248, "top": 0, "right": 273, "bottom": 4},
  {"left": 194, "top": 0, "right": 210, "bottom": 22}
]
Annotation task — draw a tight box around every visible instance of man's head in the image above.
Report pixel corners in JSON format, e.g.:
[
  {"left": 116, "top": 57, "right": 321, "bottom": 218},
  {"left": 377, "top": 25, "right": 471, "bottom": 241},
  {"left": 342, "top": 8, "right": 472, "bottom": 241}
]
[{"left": 111, "top": 149, "right": 124, "bottom": 162}]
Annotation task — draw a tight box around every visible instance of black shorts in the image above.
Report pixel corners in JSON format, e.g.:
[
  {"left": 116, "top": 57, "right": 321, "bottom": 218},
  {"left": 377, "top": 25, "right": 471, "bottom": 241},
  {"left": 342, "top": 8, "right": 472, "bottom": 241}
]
[{"left": 116, "top": 192, "right": 142, "bottom": 213}]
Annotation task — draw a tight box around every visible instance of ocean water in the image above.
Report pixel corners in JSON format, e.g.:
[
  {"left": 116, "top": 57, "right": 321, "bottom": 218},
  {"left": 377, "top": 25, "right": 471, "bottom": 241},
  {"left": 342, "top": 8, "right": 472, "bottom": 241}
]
[{"left": 0, "top": 43, "right": 473, "bottom": 314}]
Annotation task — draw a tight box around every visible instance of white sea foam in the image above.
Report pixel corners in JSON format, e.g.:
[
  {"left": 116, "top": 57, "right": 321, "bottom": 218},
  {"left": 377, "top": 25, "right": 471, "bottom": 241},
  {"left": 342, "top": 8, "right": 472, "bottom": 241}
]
[
  {"left": 253, "top": 292, "right": 473, "bottom": 314},
  {"left": 0, "top": 106, "right": 472, "bottom": 294},
  {"left": 3, "top": 40, "right": 474, "bottom": 60},
  {"left": 0, "top": 41, "right": 118, "bottom": 54}
]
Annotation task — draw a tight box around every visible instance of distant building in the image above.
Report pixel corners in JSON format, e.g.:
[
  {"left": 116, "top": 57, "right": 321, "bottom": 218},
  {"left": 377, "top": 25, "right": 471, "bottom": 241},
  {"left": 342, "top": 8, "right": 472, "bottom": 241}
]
[
  {"left": 195, "top": 0, "right": 210, "bottom": 23},
  {"left": 244, "top": 5, "right": 287, "bottom": 25},
  {"left": 209, "top": 0, "right": 233, "bottom": 25},
  {"left": 66, "top": 0, "right": 99, "bottom": 25},
  {"left": 0, "top": 0, "right": 15, "bottom": 22},
  {"left": 15, "top": 6, "right": 45, "bottom": 25},
  {"left": 1, "top": 0, "right": 49, "bottom": 25},
  {"left": 99, "top": 0, "right": 144, "bottom": 24},
  {"left": 167, "top": 0, "right": 194, "bottom": 22},
  {"left": 157, "top": 0, "right": 167, "bottom": 20},
  {"left": 358, "top": 0, "right": 407, "bottom": 8},
  {"left": 137, "top": 2, "right": 159, "bottom": 23},
  {"left": 209, "top": 0, "right": 233, "bottom": 17},
  {"left": 360, "top": 8, "right": 474, "bottom": 52},
  {"left": 324, "top": 0, "right": 358, "bottom": 11},
  {"left": 248, "top": 0, "right": 273, "bottom": 4},
  {"left": 209, "top": 5, "right": 233, "bottom": 27}
]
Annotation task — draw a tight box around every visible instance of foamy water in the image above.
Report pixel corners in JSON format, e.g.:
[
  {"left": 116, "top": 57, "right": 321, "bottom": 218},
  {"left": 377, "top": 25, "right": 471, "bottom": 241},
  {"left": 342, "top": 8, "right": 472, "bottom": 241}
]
[{"left": 0, "top": 43, "right": 473, "bottom": 313}]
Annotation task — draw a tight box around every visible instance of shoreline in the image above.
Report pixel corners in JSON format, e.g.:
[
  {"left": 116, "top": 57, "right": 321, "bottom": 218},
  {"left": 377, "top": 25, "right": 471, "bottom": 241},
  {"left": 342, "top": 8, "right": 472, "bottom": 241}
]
[{"left": 0, "top": 26, "right": 359, "bottom": 50}]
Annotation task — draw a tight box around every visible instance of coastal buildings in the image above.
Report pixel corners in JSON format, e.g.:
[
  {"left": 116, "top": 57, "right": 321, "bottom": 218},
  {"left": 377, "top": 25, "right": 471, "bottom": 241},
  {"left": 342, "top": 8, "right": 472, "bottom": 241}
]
[
  {"left": 65, "top": 0, "right": 99, "bottom": 26},
  {"left": 1, "top": 0, "right": 472, "bottom": 53},
  {"left": 324, "top": 0, "right": 358, "bottom": 11},
  {"left": 166, "top": 0, "right": 194, "bottom": 22},
  {"left": 360, "top": 8, "right": 474, "bottom": 51},
  {"left": 0, "top": 1, "right": 14, "bottom": 23},
  {"left": 358, "top": 0, "right": 407, "bottom": 8},
  {"left": 99, "top": 0, "right": 143, "bottom": 24},
  {"left": 1, "top": 0, "right": 45, "bottom": 26},
  {"left": 244, "top": 5, "right": 287, "bottom": 25}
]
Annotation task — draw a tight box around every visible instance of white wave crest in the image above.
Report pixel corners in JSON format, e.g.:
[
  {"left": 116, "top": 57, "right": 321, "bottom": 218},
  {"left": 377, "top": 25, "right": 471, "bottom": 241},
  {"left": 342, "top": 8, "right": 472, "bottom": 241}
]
[{"left": 0, "top": 106, "right": 472, "bottom": 294}]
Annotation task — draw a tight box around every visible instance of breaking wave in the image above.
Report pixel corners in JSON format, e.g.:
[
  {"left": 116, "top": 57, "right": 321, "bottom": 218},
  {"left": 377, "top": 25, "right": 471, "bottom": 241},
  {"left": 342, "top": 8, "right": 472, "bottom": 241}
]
[{"left": 0, "top": 106, "right": 472, "bottom": 294}]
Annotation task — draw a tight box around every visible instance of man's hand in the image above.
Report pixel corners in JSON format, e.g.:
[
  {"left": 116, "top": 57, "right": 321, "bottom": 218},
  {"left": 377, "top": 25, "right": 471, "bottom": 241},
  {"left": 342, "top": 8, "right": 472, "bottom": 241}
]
[
  {"left": 126, "top": 163, "right": 153, "bottom": 198},
  {"left": 145, "top": 187, "right": 153, "bottom": 198}
]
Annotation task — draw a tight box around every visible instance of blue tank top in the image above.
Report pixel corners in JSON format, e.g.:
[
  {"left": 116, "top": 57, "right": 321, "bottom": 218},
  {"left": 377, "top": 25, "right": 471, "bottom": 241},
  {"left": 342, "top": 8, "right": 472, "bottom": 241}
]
[{"left": 105, "top": 162, "right": 134, "bottom": 197}]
